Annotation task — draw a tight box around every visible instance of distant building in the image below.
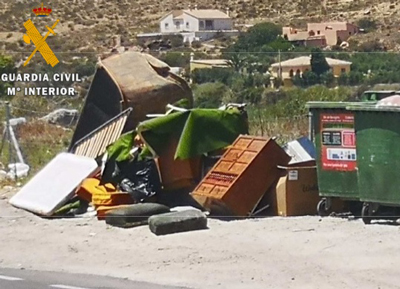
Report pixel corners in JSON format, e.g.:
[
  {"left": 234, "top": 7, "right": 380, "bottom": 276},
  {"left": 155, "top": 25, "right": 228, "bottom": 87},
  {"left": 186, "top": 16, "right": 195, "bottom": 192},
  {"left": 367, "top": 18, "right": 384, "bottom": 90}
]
[
  {"left": 282, "top": 22, "right": 359, "bottom": 47},
  {"left": 270, "top": 55, "right": 352, "bottom": 86},
  {"left": 158, "top": 6, "right": 238, "bottom": 43},
  {"left": 160, "top": 8, "right": 233, "bottom": 33}
]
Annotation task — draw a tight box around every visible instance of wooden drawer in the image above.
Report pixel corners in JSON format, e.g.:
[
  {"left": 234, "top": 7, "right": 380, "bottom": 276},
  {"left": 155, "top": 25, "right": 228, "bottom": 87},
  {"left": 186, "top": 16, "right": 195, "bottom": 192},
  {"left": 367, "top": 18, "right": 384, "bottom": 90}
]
[
  {"left": 233, "top": 138, "right": 252, "bottom": 149},
  {"left": 237, "top": 150, "right": 257, "bottom": 164},
  {"left": 195, "top": 183, "right": 215, "bottom": 195},
  {"left": 224, "top": 148, "right": 243, "bottom": 161}
]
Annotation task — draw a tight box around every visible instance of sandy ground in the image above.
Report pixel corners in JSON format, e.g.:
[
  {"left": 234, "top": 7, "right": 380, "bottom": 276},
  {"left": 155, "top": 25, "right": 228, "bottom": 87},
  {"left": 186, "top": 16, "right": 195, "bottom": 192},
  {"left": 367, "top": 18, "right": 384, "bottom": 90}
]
[{"left": 1, "top": 188, "right": 400, "bottom": 289}]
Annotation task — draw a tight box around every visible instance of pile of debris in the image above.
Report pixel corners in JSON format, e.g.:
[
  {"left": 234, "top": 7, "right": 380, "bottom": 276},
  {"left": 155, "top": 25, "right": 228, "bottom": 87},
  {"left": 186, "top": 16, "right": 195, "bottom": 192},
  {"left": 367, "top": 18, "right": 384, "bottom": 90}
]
[{"left": 8, "top": 51, "right": 322, "bottom": 236}]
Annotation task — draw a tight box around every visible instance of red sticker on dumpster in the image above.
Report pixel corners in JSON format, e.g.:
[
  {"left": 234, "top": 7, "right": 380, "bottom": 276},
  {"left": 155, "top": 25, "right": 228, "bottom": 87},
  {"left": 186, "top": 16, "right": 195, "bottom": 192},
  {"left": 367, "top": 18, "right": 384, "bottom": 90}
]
[{"left": 320, "top": 113, "right": 357, "bottom": 171}]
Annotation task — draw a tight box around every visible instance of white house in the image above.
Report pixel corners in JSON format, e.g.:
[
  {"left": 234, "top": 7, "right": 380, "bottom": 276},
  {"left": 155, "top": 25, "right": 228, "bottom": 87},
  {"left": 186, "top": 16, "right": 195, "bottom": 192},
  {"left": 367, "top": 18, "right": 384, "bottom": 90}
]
[{"left": 160, "top": 7, "right": 233, "bottom": 33}]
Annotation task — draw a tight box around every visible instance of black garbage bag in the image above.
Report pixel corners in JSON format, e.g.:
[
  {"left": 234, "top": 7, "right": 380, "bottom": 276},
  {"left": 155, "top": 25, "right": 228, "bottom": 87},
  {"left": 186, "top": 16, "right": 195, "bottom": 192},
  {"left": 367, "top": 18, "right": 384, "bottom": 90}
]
[
  {"left": 101, "top": 156, "right": 162, "bottom": 202},
  {"left": 119, "top": 159, "right": 162, "bottom": 202}
]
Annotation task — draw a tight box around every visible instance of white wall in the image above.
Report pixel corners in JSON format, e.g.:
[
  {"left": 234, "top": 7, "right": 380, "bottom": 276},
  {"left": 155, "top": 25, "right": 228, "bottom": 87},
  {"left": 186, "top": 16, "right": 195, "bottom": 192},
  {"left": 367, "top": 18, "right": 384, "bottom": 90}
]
[
  {"left": 183, "top": 13, "right": 199, "bottom": 32},
  {"left": 160, "top": 14, "right": 174, "bottom": 33},
  {"left": 161, "top": 12, "right": 234, "bottom": 33}
]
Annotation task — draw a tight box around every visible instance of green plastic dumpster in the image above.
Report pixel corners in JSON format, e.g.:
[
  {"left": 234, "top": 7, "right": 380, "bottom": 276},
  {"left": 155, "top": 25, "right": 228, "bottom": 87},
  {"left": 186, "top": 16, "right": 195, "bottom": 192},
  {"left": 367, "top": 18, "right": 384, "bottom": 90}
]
[
  {"left": 306, "top": 102, "right": 367, "bottom": 216},
  {"left": 347, "top": 104, "right": 400, "bottom": 224}
]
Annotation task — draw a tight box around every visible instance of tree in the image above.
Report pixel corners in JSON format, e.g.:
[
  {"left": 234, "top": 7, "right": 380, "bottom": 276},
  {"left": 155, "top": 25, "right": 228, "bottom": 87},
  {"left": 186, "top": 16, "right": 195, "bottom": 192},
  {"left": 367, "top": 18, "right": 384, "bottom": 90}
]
[
  {"left": 225, "top": 52, "right": 247, "bottom": 72},
  {"left": 310, "top": 48, "right": 330, "bottom": 76},
  {"left": 231, "top": 22, "right": 282, "bottom": 51},
  {"left": 191, "top": 68, "right": 235, "bottom": 85},
  {"left": 302, "top": 71, "right": 319, "bottom": 86},
  {"left": 320, "top": 71, "right": 335, "bottom": 87},
  {"left": 159, "top": 52, "right": 189, "bottom": 68},
  {"left": 348, "top": 71, "right": 364, "bottom": 86},
  {"left": 338, "top": 73, "right": 348, "bottom": 85}
]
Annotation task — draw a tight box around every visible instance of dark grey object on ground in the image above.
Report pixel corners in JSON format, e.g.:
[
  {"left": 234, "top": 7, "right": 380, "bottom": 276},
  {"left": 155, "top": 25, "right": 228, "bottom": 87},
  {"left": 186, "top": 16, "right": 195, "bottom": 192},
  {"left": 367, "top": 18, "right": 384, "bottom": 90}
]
[
  {"left": 105, "top": 203, "right": 170, "bottom": 228},
  {"left": 148, "top": 209, "right": 208, "bottom": 236}
]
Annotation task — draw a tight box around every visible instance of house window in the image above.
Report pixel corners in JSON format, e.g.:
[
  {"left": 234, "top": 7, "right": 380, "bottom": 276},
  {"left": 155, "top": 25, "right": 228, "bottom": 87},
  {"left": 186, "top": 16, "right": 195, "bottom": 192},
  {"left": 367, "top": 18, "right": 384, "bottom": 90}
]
[
  {"left": 349, "top": 32, "right": 352, "bottom": 35},
  {"left": 289, "top": 69, "right": 294, "bottom": 77},
  {"left": 317, "top": 30, "right": 320, "bottom": 35},
  {"left": 199, "top": 21, "right": 204, "bottom": 29},
  {"left": 164, "top": 23, "right": 169, "bottom": 29},
  {"left": 186, "top": 22, "right": 189, "bottom": 28},
  {"left": 341, "top": 68, "right": 346, "bottom": 73},
  {"left": 296, "top": 69, "right": 301, "bottom": 76},
  {"left": 175, "top": 21, "right": 180, "bottom": 28},
  {"left": 205, "top": 20, "right": 213, "bottom": 30}
]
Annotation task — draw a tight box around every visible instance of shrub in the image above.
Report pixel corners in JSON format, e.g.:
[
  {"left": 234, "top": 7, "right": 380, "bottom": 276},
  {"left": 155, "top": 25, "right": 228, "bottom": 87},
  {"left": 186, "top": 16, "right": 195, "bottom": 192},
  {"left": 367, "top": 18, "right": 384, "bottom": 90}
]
[
  {"left": 191, "top": 40, "right": 202, "bottom": 49},
  {"left": 357, "top": 18, "right": 378, "bottom": 33},
  {"left": 193, "top": 82, "right": 228, "bottom": 108},
  {"left": 191, "top": 68, "right": 236, "bottom": 85}
]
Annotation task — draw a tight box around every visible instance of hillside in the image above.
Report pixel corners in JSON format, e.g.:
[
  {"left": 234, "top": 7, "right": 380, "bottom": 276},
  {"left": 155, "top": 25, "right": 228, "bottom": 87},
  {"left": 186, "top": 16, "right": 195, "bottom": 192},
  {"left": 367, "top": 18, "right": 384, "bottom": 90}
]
[{"left": 1, "top": 0, "right": 400, "bottom": 60}]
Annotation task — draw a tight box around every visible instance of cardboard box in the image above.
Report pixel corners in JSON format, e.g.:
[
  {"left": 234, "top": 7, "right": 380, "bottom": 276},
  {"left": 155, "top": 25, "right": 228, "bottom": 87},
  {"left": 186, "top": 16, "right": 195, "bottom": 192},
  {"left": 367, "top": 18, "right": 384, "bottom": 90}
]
[{"left": 274, "top": 160, "right": 321, "bottom": 216}]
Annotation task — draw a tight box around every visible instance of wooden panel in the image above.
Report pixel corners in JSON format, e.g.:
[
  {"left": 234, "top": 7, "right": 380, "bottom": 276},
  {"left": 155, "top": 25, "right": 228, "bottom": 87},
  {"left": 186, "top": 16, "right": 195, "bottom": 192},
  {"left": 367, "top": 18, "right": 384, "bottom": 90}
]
[
  {"left": 228, "top": 162, "right": 247, "bottom": 174},
  {"left": 204, "top": 172, "right": 237, "bottom": 186},
  {"left": 214, "top": 161, "right": 233, "bottom": 173},
  {"left": 248, "top": 139, "right": 267, "bottom": 152},
  {"left": 237, "top": 151, "right": 257, "bottom": 164},
  {"left": 233, "top": 138, "right": 252, "bottom": 149},
  {"left": 191, "top": 134, "right": 291, "bottom": 216},
  {"left": 195, "top": 183, "right": 215, "bottom": 195},
  {"left": 210, "top": 185, "right": 228, "bottom": 198},
  {"left": 224, "top": 149, "right": 243, "bottom": 161}
]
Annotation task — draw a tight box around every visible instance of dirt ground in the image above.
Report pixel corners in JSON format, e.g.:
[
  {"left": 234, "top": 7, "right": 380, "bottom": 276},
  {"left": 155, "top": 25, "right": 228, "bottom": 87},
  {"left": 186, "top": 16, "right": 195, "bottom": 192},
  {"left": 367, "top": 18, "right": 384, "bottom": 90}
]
[{"left": 1, "top": 188, "right": 400, "bottom": 289}]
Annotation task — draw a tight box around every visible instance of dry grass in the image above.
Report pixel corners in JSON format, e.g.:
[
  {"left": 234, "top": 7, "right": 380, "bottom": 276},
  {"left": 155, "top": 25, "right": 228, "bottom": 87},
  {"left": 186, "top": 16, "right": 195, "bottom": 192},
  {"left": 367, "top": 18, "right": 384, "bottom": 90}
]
[
  {"left": 16, "top": 121, "right": 72, "bottom": 175},
  {"left": 249, "top": 116, "right": 309, "bottom": 144}
]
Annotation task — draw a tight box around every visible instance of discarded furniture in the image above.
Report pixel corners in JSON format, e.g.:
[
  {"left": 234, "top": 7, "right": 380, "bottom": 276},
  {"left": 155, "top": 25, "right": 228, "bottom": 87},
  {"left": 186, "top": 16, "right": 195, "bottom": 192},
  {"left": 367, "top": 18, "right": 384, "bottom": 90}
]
[
  {"left": 191, "top": 135, "right": 291, "bottom": 216},
  {"left": 70, "top": 108, "right": 132, "bottom": 159},
  {"left": 137, "top": 108, "right": 249, "bottom": 191},
  {"left": 9, "top": 153, "right": 98, "bottom": 216},
  {"left": 70, "top": 51, "right": 193, "bottom": 149}
]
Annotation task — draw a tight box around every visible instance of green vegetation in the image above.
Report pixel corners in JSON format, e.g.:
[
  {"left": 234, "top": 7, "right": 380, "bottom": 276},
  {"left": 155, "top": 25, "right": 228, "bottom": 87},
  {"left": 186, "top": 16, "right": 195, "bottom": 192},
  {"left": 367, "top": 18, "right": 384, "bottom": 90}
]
[
  {"left": 357, "top": 18, "right": 378, "bottom": 33},
  {"left": 0, "top": 54, "right": 17, "bottom": 96}
]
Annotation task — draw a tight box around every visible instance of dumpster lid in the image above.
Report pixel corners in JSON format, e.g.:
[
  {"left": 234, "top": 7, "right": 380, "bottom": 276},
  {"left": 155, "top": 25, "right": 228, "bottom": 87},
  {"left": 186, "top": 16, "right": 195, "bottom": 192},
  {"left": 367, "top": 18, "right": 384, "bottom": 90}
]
[
  {"left": 306, "top": 101, "right": 364, "bottom": 109},
  {"left": 347, "top": 104, "right": 400, "bottom": 112}
]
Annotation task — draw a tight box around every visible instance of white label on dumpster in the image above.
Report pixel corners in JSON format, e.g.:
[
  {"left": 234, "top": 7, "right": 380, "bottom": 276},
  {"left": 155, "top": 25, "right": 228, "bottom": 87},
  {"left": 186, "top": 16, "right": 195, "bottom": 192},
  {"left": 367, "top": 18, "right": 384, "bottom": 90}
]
[{"left": 288, "top": 170, "right": 298, "bottom": 181}]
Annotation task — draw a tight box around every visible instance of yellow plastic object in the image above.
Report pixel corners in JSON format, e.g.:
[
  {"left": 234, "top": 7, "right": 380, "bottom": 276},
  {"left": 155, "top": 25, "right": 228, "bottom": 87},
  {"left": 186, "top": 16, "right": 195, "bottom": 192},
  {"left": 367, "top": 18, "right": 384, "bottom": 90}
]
[{"left": 77, "top": 178, "right": 134, "bottom": 207}]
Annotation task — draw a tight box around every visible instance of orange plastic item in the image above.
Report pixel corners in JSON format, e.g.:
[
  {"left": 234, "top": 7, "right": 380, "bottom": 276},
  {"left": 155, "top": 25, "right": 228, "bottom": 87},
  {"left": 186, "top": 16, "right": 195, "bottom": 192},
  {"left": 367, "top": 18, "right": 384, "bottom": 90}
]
[{"left": 76, "top": 178, "right": 134, "bottom": 207}]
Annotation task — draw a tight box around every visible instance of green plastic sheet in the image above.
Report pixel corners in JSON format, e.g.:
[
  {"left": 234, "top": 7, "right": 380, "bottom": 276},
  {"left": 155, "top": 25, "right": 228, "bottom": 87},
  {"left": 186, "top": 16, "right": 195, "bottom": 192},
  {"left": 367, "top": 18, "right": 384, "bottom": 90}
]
[
  {"left": 137, "top": 108, "right": 248, "bottom": 160},
  {"left": 106, "top": 130, "right": 136, "bottom": 162}
]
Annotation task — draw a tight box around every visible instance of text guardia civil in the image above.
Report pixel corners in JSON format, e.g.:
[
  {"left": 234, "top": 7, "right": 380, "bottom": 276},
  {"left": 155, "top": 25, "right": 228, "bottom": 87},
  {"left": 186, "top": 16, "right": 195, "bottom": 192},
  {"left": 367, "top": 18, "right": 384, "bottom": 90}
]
[{"left": 1, "top": 73, "right": 82, "bottom": 97}]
